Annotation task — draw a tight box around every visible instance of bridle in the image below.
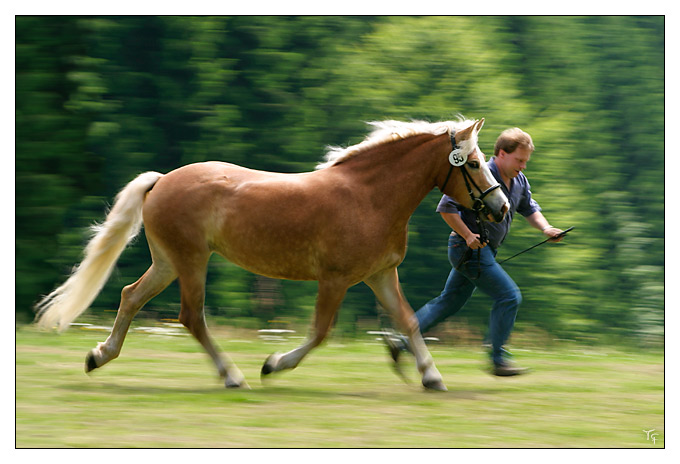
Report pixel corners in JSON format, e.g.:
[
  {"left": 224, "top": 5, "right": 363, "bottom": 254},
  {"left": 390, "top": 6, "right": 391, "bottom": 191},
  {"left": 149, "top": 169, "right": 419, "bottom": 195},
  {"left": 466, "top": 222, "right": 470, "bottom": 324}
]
[
  {"left": 440, "top": 131, "right": 502, "bottom": 219},
  {"left": 440, "top": 131, "right": 502, "bottom": 278}
]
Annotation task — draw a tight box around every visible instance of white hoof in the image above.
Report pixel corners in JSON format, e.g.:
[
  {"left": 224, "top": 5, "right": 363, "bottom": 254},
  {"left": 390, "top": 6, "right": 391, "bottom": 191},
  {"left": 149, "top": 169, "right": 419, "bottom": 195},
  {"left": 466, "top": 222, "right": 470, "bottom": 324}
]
[
  {"left": 422, "top": 365, "right": 447, "bottom": 391},
  {"left": 422, "top": 377, "right": 448, "bottom": 392},
  {"left": 225, "top": 376, "right": 250, "bottom": 389}
]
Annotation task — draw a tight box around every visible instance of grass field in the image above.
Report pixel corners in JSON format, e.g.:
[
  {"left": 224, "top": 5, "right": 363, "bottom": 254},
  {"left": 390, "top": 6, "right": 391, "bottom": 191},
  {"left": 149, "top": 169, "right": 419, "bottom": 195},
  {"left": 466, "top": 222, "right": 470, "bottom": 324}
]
[{"left": 15, "top": 324, "right": 664, "bottom": 448}]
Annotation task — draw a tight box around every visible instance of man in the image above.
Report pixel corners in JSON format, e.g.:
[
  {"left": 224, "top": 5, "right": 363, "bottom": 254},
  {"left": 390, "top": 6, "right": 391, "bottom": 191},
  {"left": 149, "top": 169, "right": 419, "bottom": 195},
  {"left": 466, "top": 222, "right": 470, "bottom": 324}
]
[{"left": 387, "top": 128, "right": 564, "bottom": 376}]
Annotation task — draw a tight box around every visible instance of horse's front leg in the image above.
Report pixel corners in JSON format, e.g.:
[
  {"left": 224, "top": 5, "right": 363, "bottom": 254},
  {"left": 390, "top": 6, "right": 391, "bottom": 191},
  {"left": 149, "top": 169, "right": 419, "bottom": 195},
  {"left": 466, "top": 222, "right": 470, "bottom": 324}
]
[
  {"left": 365, "top": 268, "right": 447, "bottom": 391},
  {"left": 261, "top": 279, "right": 348, "bottom": 378}
]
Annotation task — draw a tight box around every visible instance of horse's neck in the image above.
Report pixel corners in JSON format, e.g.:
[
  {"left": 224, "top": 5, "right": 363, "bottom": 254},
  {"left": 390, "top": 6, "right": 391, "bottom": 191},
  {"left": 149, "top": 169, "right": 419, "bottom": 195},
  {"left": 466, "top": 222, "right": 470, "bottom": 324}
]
[{"left": 334, "top": 134, "right": 446, "bottom": 224}]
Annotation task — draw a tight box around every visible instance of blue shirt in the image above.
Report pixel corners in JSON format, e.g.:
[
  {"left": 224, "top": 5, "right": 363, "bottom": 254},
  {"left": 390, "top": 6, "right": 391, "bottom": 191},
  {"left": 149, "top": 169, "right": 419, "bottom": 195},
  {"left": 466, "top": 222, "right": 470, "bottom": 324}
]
[{"left": 436, "top": 157, "right": 541, "bottom": 250}]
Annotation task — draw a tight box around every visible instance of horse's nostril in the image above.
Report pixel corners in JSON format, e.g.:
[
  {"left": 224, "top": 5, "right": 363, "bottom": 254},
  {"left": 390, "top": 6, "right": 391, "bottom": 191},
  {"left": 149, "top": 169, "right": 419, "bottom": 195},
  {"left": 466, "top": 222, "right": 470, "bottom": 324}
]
[{"left": 491, "top": 202, "right": 509, "bottom": 223}]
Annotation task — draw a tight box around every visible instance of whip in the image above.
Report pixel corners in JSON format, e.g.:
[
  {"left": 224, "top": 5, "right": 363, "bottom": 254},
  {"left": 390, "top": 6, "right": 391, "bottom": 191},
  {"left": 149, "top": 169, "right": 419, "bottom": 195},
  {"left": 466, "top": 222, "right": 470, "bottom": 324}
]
[{"left": 497, "top": 226, "right": 574, "bottom": 265}]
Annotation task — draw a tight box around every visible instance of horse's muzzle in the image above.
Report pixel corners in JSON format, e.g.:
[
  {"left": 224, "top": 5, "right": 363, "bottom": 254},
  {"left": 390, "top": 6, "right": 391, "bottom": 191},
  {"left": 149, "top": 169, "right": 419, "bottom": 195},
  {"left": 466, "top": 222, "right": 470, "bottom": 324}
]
[{"left": 487, "top": 201, "right": 509, "bottom": 223}]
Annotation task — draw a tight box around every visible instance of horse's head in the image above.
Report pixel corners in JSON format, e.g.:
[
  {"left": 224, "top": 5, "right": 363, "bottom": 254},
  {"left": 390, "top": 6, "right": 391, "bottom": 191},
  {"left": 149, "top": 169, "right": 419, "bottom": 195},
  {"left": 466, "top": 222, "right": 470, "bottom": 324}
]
[{"left": 439, "top": 119, "right": 509, "bottom": 223}]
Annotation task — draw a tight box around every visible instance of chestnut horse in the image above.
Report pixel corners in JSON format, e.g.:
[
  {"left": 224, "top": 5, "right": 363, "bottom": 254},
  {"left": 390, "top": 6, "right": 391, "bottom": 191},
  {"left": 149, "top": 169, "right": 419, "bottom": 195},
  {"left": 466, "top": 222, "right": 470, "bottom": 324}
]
[{"left": 36, "top": 118, "right": 508, "bottom": 391}]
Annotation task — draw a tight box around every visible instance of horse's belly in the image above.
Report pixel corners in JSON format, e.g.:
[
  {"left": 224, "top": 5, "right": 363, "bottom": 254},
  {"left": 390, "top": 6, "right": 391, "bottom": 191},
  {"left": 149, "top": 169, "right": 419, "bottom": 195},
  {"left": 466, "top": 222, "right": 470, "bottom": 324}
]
[
  {"left": 215, "top": 237, "right": 319, "bottom": 281},
  {"left": 212, "top": 204, "right": 324, "bottom": 281}
]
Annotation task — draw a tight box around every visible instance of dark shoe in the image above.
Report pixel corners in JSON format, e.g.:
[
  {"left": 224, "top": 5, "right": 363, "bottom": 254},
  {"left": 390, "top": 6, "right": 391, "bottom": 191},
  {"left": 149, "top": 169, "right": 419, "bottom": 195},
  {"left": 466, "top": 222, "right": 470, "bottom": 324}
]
[
  {"left": 382, "top": 330, "right": 411, "bottom": 363},
  {"left": 381, "top": 330, "right": 413, "bottom": 384},
  {"left": 492, "top": 361, "right": 531, "bottom": 377}
]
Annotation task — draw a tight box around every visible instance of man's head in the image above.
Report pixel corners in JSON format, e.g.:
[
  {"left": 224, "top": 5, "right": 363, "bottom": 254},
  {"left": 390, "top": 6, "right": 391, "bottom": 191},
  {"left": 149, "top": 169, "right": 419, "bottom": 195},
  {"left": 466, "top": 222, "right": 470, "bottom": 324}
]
[{"left": 494, "top": 128, "right": 534, "bottom": 180}]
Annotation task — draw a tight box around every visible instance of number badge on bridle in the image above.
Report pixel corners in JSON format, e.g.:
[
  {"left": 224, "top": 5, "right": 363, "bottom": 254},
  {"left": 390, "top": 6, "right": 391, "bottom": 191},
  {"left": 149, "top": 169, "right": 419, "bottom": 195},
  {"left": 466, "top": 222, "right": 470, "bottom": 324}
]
[{"left": 448, "top": 147, "right": 468, "bottom": 166}]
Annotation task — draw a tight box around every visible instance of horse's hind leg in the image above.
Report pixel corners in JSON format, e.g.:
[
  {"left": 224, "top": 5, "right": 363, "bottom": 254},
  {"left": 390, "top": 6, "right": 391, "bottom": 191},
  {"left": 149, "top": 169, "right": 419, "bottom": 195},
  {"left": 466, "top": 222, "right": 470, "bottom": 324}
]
[
  {"left": 86, "top": 261, "right": 176, "bottom": 372},
  {"left": 177, "top": 267, "right": 249, "bottom": 389},
  {"left": 261, "top": 279, "right": 348, "bottom": 377},
  {"left": 365, "top": 268, "right": 446, "bottom": 391}
]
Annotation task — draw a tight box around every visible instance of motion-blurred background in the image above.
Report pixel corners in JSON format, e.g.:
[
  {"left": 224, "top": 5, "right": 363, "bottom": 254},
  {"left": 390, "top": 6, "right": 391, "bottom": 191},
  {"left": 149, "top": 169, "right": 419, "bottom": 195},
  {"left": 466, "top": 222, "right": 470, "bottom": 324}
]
[{"left": 15, "top": 16, "right": 664, "bottom": 347}]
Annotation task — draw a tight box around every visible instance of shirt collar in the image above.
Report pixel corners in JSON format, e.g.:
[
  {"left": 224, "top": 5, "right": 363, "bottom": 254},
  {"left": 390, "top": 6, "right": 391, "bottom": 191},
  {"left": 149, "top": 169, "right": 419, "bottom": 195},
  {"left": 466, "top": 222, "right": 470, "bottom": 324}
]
[
  {"left": 488, "top": 157, "right": 504, "bottom": 185},
  {"left": 489, "top": 157, "right": 513, "bottom": 193}
]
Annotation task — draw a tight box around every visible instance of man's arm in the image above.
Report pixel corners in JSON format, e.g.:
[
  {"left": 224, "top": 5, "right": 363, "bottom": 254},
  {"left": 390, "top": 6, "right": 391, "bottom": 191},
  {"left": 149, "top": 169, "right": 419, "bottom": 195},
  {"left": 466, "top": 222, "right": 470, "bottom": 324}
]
[
  {"left": 440, "top": 212, "right": 487, "bottom": 249},
  {"left": 525, "top": 211, "right": 564, "bottom": 242}
]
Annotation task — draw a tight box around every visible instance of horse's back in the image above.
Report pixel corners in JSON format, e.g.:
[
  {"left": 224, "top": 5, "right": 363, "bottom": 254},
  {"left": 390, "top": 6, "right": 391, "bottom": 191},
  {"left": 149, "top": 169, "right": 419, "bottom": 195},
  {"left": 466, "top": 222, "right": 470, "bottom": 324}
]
[
  {"left": 153, "top": 161, "right": 274, "bottom": 190},
  {"left": 142, "top": 160, "right": 401, "bottom": 282},
  {"left": 142, "top": 161, "right": 252, "bottom": 236},
  {"left": 142, "top": 162, "right": 332, "bottom": 279}
]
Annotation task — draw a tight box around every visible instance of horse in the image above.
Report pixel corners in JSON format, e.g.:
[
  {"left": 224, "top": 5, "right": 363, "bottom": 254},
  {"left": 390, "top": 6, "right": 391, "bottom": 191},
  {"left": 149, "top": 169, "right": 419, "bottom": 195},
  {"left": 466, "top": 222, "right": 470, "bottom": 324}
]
[{"left": 35, "top": 117, "right": 509, "bottom": 391}]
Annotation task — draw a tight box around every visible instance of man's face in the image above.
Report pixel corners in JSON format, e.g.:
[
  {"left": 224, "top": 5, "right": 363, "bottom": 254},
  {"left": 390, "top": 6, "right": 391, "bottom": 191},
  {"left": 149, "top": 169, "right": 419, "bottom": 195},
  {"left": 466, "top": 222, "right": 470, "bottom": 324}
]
[{"left": 499, "top": 146, "right": 532, "bottom": 179}]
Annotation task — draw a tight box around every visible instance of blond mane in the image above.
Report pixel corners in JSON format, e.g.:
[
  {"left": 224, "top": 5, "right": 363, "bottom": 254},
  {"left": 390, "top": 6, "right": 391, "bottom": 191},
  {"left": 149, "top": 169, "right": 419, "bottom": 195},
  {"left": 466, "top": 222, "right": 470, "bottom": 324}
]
[{"left": 316, "top": 118, "right": 479, "bottom": 170}]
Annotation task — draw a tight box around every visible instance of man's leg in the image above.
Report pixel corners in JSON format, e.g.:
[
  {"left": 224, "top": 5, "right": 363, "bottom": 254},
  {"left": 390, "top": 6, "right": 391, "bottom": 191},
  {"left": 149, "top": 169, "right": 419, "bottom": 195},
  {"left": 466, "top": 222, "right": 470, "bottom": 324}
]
[
  {"left": 383, "top": 235, "right": 475, "bottom": 363},
  {"left": 470, "top": 247, "right": 526, "bottom": 374},
  {"left": 414, "top": 267, "right": 476, "bottom": 333},
  {"left": 415, "top": 234, "right": 477, "bottom": 332}
]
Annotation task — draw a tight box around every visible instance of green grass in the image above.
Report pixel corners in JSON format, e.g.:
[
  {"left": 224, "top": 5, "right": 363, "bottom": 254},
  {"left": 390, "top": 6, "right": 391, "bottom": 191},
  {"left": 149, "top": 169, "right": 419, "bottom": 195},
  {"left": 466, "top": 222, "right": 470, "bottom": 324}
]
[{"left": 15, "top": 325, "right": 664, "bottom": 448}]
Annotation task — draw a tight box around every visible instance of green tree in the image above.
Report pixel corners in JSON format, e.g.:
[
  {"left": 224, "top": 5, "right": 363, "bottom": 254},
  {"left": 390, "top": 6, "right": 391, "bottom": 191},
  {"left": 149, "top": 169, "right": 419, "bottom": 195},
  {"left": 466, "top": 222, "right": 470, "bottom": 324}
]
[
  {"left": 16, "top": 16, "right": 664, "bottom": 345},
  {"left": 16, "top": 17, "right": 93, "bottom": 321}
]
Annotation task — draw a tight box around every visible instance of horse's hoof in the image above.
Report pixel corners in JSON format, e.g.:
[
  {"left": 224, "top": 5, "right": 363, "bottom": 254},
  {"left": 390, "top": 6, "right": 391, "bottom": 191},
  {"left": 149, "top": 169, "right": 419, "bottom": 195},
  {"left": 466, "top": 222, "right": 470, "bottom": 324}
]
[
  {"left": 261, "top": 355, "right": 276, "bottom": 377},
  {"left": 422, "top": 378, "right": 448, "bottom": 392},
  {"left": 261, "top": 352, "right": 284, "bottom": 380},
  {"left": 261, "top": 364, "right": 273, "bottom": 376},
  {"left": 85, "top": 352, "right": 98, "bottom": 373},
  {"left": 225, "top": 377, "right": 251, "bottom": 389}
]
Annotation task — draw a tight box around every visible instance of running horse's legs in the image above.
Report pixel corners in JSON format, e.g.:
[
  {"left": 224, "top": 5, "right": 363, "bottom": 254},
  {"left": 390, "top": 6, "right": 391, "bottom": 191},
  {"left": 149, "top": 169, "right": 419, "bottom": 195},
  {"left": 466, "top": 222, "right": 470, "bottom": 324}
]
[
  {"left": 177, "top": 257, "right": 249, "bottom": 389},
  {"left": 365, "top": 268, "right": 446, "bottom": 391},
  {"left": 85, "top": 260, "right": 176, "bottom": 373},
  {"left": 261, "top": 279, "right": 349, "bottom": 377}
]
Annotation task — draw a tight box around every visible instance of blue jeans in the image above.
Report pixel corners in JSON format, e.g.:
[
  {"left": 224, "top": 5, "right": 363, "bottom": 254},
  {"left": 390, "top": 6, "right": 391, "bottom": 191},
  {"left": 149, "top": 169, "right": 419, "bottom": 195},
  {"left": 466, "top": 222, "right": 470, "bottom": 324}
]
[{"left": 415, "top": 234, "right": 522, "bottom": 366}]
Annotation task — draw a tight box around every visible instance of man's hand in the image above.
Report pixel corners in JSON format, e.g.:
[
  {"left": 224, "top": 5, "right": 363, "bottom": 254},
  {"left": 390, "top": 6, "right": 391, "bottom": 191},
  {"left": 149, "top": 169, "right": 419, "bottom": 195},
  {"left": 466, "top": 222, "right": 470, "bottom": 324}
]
[
  {"left": 465, "top": 233, "right": 487, "bottom": 249},
  {"left": 543, "top": 227, "right": 565, "bottom": 242}
]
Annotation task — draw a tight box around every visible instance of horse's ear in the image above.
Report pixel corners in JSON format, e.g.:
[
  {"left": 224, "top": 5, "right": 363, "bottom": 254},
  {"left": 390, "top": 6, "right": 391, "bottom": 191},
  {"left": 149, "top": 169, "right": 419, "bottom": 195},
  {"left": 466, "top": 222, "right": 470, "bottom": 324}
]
[
  {"left": 454, "top": 121, "right": 476, "bottom": 144},
  {"left": 475, "top": 118, "right": 485, "bottom": 133}
]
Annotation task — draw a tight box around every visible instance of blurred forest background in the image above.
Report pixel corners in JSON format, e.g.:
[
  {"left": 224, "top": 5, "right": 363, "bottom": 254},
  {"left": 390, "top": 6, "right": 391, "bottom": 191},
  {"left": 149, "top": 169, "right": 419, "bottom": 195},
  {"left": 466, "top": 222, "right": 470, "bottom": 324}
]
[{"left": 15, "top": 16, "right": 664, "bottom": 346}]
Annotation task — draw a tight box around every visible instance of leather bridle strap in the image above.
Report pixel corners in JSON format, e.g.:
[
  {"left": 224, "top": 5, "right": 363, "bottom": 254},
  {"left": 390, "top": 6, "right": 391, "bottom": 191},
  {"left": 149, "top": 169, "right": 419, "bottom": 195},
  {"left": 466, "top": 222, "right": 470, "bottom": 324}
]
[
  {"left": 442, "top": 131, "right": 501, "bottom": 214},
  {"left": 444, "top": 131, "right": 502, "bottom": 279},
  {"left": 441, "top": 163, "right": 455, "bottom": 195},
  {"left": 459, "top": 163, "right": 501, "bottom": 214}
]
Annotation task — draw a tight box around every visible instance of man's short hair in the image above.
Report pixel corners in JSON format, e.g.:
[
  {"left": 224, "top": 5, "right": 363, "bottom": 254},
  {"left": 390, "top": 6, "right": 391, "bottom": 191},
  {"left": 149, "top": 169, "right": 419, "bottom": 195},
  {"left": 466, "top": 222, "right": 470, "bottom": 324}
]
[{"left": 494, "top": 128, "right": 534, "bottom": 157}]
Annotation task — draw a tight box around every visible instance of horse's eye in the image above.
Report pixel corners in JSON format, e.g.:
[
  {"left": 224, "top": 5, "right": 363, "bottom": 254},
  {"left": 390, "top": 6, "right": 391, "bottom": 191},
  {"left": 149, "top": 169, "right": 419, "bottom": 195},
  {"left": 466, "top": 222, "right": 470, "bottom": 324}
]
[{"left": 468, "top": 161, "right": 480, "bottom": 169}]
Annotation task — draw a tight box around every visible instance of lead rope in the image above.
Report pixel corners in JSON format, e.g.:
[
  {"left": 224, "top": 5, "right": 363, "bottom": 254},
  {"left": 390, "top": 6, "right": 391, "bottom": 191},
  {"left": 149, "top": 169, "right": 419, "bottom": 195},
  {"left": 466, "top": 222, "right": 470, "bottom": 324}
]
[
  {"left": 453, "top": 201, "right": 488, "bottom": 279},
  {"left": 453, "top": 159, "right": 489, "bottom": 279},
  {"left": 443, "top": 131, "right": 497, "bottom": 279}
]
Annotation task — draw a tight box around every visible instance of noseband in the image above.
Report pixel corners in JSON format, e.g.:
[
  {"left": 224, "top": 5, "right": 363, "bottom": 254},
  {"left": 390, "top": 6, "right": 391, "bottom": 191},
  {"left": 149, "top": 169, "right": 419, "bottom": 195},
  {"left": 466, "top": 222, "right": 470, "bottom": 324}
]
[{"left": 440, "top": 132, "right": 501, "bottom": 217}]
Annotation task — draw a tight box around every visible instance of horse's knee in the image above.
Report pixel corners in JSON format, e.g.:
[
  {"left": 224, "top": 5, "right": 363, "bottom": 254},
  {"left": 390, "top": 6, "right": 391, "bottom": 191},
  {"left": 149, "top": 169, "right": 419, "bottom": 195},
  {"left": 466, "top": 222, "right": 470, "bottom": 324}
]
[
  {"left": 178, "top": 310, "right": 188, "bottom": 326},
  {"left": 178, "top": 299, "right": 199, "bottom": 325},
  {"left": 119, "top": 283, "right": 142, "bottom": 312},
  {"left": 178, "top": 311, "right": 196, "bottom": 330},
  {"left": 121, "top": 282, "right": 134, "bottom": 298}
]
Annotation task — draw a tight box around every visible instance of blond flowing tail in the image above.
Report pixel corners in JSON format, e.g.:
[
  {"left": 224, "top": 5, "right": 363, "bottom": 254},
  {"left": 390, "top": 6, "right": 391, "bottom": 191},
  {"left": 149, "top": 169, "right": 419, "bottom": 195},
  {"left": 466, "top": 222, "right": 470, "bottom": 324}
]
[{"left": 35, "top": 171, "right": 164, "bottom": 331}]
